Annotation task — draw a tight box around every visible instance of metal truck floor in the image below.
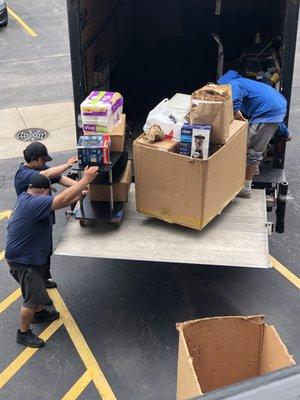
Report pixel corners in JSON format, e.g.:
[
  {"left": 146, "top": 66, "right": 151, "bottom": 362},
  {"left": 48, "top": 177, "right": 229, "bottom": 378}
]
[{"left": 55, "top": 187, "right": 269, "bottom": 268}]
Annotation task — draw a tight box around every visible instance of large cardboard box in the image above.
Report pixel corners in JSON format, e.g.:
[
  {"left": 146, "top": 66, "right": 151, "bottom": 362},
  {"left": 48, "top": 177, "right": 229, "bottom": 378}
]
[
  {"left": 84, "top": 114, "right": 126, "bottom": 152},
  {"left": 176, "top": 316, "right": 295, "bottom": 400},
  {"left": 90, "top": 160, "right": 131, "bottom": 202},
  {"left": 134, "top": 120, "right": 247, "bottom": 230}
]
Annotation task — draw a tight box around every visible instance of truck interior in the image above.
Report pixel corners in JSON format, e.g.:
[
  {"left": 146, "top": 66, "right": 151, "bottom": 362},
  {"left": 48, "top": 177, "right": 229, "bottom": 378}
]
[
  {"left": 78, "top": 0, "right": 287, "bottom": 137},
  {"left": 58, "top": 0, "right": 298, "bottom": 265}
]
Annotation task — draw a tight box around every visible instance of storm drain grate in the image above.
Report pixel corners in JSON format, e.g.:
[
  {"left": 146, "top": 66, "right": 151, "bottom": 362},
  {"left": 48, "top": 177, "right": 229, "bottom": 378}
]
[{"left": 15, "top": 128, "right": 50, "bottom": 142}]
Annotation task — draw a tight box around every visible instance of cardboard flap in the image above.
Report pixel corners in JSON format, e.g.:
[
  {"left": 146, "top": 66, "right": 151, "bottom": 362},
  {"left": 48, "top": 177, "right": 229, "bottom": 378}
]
[
  {"left": 259, "top": 324, "right": 295, "bottom": 375},
  {"left": 135, "top": 136, "right": 178, "bottom": 151},
  {"left": 177, "top": 331, "right": 203, "bottom": 400}
]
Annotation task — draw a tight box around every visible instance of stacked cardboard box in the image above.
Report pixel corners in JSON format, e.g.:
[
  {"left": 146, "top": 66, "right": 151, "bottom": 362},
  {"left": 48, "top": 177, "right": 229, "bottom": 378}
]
[
  {"left": 84, "top": 113, "right": 126, "bottom": 152},
  {"left": 90, "top": 160, "right": 132, "bottom": 202},
  {"left": 80, "top": 90, "right": 129, "bottom": 203}
]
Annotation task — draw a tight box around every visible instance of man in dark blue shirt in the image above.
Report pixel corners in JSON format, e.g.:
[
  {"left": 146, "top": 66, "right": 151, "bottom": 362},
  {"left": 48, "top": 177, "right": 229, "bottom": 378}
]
[
  {"left": 14, "top": 142, "right": 78, "bottom": 289},
  {"left": 6, "top": 167, "right": 98, "bottom": 348}
]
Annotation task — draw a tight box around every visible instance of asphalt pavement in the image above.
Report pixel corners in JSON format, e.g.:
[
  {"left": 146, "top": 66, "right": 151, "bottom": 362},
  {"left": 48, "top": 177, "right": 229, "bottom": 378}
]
[
  {"left": 0, "top": 1, "right": 299, "bottom": 400},
  {"left": 0, "top": 0, "right": 73, "bottom": 108}
]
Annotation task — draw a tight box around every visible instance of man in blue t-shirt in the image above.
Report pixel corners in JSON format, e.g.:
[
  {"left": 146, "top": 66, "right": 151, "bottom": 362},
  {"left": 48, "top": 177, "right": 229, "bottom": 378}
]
[
  {"left": 218, "top": 70, "right": 291, "bottom": 198},
  {"left": 6, "top": 168, "right": 98, "bottom": 348},
  {"left": 14, "top": 142, "right": 78, "bottom": 290}
]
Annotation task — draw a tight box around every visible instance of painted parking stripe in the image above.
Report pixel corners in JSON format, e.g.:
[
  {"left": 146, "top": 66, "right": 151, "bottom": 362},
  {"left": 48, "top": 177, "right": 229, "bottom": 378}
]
[
  {"left": 0, "top": 251, "right": 4, "bottom": 262},
  {"left": 0, "top": 319, "right": 63, "bottom": 390},
  {"left": 61, "top": 370, "right": 92, "bottom": 400},
  {"left": 0, "top": 210, "right": 11, "bottom": 221},
  {"left": 270, "top": 256, "right": 300, "bottom": 289},
  {"left": 7, "top": 7, "right": 38, "bottom": 37},
  {"left": 50, "top": 289, "right": 117, "bottom": 400},
  {"left": 0, "top": 288, "right": 21, "bottom": 314}
]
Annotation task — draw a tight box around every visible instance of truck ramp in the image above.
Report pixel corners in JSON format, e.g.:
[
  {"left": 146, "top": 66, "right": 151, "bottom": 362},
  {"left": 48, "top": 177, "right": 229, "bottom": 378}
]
[{"left": 55, "top": 187, "right": 270, "bottom": 268}]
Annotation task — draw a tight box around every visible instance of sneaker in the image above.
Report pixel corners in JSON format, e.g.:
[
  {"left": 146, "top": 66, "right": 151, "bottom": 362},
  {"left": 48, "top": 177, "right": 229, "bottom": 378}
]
[
  {"left": 45, "top": 280, "right": 57, "bottom": 289},
  {"left": 44, "top": 298, "right": 53, "bottom": 306},
  {"left": 237, "top": 188, "right": 252, "bottom": 199},
  {"left": 31, "top": 309, "right": 60, "bottom": 324},
  {"left": 16, "top": 329, "right": 45, "bottom": 348}
]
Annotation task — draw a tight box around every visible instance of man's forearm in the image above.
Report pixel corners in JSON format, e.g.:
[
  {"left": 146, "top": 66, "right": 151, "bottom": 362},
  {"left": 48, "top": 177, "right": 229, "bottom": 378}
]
[
  {"left": 40, "top": 164, "right": 72, "bottom": 179},
  {"left": 59, "top": 175, "right": 77, "bottom": 187},
  {"left": 52, "top": 177, "right": 91, "bottom": 210}
]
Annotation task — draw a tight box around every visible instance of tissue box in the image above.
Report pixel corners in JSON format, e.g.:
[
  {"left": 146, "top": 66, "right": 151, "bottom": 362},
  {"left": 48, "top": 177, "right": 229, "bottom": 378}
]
[
  {"left": 81, "top": 91, "right": 123, "bottom": 133},
  {"left": 77, "top": 135, "right": 111, "bottom": 166}
]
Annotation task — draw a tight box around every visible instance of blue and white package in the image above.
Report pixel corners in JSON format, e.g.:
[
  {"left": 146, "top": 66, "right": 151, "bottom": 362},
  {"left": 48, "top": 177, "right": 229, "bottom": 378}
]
[
  {"left": 180, "top": 124, "right": 211, "bottom": 160},
  {"left": 77, "top": 135, "right": 111, "bottom": 166}
]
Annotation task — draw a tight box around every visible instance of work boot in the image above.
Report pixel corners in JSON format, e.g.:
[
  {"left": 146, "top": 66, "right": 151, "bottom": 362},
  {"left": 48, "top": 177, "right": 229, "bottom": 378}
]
[
  {"left": 45, "top": 279, "right": 57, "bottom": 289},
  {"left": 32, "top": 309, "right": 60, "bottom": 324},
  {"left": 237, "top": 188, "right": 252, "bottom": 199},
  {"left": 16, "top": 329, "right": 45, "bottom": 348}
]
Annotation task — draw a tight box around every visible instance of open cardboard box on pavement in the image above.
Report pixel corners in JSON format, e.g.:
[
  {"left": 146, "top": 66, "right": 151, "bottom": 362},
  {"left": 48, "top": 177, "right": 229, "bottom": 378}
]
[
  {"left": 84, "top": 113, "right": 126, "bottom": 152},
  {"left": 90, "top": 160, "right": 132, "bottom": 202},
  {"left": 176, "top": 315, "right": 295, "bottom": 400},
  {"left": 134, "top": 120, "right": 247, "bottom": 230}
]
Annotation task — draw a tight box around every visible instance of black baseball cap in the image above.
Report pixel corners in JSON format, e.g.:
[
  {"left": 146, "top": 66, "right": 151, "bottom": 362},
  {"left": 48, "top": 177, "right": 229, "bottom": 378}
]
[
  {"left": 23, "top": 142, "right": 52, "bottom": 162},
  {"left": 28, "top": 174, "right": 51, "bottom": 190}
]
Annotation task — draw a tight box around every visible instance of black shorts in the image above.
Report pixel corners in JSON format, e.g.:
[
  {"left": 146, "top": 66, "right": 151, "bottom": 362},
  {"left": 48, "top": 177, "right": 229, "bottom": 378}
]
[{"left": 7, "top": 261, "right": 50, "bottom": 308}]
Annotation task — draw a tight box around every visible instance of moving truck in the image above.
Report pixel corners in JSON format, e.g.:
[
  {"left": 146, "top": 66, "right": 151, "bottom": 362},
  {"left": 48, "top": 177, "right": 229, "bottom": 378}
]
[{"left": 56, "top": 0, "right": 299, "bottom": 268}]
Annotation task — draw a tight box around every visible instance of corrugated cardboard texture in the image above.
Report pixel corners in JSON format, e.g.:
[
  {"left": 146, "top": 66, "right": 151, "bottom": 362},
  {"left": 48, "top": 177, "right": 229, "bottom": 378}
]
[
  {"left": 110, "top": 113, "right": 126, "bottom": 152},
  {"left": 179, "top": 316, "right": 263, "bottom": 394},
  {"left": 135, "top": 137, "right": 179, "bottom": 151},
  {"left": 259, "top": 325, "right": 295, "bottom": 374},
  {"left": 84, "top": 114, "right": 126, "bottom": 152},
  {"left": 134, "top": 121, "right": 247, "bottom": 230},
  {"left": 90, "top": 160, "right": 131, "bottom": 202},
  {"left": 177, "top": 331, "right": 202, "bottom": 400},
  {"left": 134, "top": 145, "right": 206, "bottom": 229},
  {"left": 203, "top": 121, "right": 247, "bottom": 221},
  {"left": 176, "top": 316, "right": 295, "bottom": 400}
]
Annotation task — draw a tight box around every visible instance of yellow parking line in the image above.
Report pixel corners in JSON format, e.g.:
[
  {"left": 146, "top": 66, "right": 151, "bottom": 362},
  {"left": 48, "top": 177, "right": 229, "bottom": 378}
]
[
  {"left": 0, "top": 288, "right": 22, "bottom": 314},
  {"left": 7, "top": 7, "right": 38, "bottom": 37},
  {"left": 0, "top": 250, "right": 4, "bottom": 261},
  {"left": 51, "top": 289, "right": 117, "bottom": 400},
  {"left": 0, "top": 319, "right": 63, "bottom": 390},
  {"left": 0, "top": 210, "right": 11, "bottom": 221},
  {"left": 271, "top": 256, "right": 300, "bottom": 290},
  {"left": 61, "top": 370, "right": 92, "bottom": 400}
]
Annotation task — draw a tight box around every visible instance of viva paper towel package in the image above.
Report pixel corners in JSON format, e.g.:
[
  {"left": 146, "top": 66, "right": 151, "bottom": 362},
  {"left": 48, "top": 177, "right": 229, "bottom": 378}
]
[{"left": 81, "top": 91, "right": 123, "bottom": 133}]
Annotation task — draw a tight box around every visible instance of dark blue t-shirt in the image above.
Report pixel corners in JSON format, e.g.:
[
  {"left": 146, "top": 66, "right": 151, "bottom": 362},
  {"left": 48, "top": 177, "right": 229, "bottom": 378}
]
[
  {"left": 14, "top": 164, "right": 61, "bottom": 224},
  {"left": 14, "top": 164, "right": 61, "bottom": 196},
  {"left": 5, "top": 192, "right": 53, "bottom": 265}
]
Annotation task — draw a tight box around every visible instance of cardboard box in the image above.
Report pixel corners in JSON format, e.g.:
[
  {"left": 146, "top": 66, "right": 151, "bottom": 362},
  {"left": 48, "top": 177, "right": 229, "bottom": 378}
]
[
  {"left": 134, "top": 120, "right": 247, "bottom": 230},
  {"left": 110, "top": 114, "right": 126, "bottom": 152},
  {"left": 135, "top": 136, "right": 179, "bottom": 152},
  {"left": 176, "top": 315, "right": 295, "bottom": 400},
  {"left": 84, "top": 114, "right": 126, "bottom": 152},
  {"left": 90, "top": 160, "right": 131, "bottom": 202}
]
